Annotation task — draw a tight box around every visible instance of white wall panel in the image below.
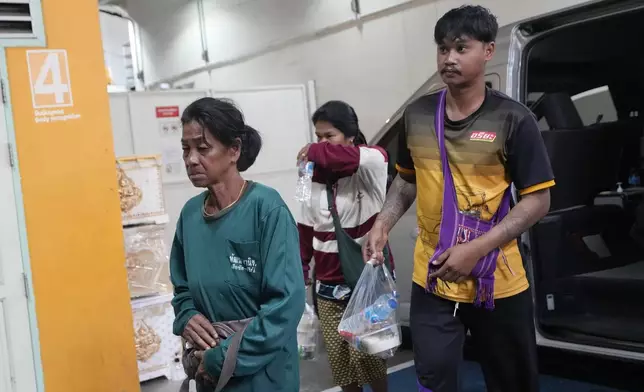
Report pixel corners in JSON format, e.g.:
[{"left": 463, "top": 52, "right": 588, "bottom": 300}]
[{"left": 127, "top": 0, "right": 203, "bottom": 82}]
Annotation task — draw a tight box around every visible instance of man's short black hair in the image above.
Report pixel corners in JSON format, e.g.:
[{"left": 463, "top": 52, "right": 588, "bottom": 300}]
[{"left": 434, "top": 5, "right": 498, "bottom": 44}]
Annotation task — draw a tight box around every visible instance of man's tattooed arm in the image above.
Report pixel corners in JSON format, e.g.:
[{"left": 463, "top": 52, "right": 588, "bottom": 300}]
[
  {"left": 375, "top": 174, "right": 417, "bottom": 233},
  {"left": 472, "top": 188, "right": 551, "bottom": 254}
]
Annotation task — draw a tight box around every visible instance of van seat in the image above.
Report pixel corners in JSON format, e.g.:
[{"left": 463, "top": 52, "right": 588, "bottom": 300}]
[
  {"left": 541, "top": 122, "right": 627, "bottom": 211},
  {"left": 576, "top": 260, "right": 644, "bottom": 281},
  {"left": 531, "top": 205, "right": 635, "bottom": 282},
  {"left": 538, "top": 92, "right": 584, "bottom": 129}
]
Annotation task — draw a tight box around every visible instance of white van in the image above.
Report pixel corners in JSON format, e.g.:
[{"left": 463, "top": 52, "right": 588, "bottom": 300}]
[{"left": 369, "top": 0, "right": 644, "bottom": 362}]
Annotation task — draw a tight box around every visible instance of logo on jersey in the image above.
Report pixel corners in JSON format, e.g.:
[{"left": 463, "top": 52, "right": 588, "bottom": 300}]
[{"left": 470, "top": 131, "right": 497, "bottom": 142}]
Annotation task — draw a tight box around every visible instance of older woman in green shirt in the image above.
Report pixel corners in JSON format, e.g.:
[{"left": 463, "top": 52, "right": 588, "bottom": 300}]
[{"left": 170, "top": 97, "right": 305, "bottom": 392}]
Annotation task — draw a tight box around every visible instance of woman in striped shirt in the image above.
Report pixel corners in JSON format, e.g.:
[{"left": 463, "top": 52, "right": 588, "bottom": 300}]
[{"left": 297, "top": 101, "right": 392, "bottom": 392}]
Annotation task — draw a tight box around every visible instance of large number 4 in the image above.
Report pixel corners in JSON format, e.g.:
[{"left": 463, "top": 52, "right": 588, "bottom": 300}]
[{"left": 33, "top": 52, "right": 70, "bottom": 105}]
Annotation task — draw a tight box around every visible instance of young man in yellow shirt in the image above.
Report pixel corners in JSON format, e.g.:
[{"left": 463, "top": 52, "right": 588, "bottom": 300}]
[{"left": 365, "top": 5, "right": 554, "bottom": 392}]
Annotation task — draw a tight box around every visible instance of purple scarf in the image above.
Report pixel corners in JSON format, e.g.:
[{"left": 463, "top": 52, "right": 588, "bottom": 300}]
[{"left": 426, "top": 89, "right": 512, "bottom": 310}]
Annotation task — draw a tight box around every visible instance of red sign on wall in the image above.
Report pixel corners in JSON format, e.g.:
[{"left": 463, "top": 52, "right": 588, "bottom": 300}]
[{"left": 155, "top": 106, "right": 180, "bottom": 118}]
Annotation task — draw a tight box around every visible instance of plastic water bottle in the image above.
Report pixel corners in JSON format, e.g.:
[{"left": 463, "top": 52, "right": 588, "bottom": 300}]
[
  {"left": 364, "top": 293, "right": 398, "bottom": 323},
  {"left": 297, "top": 304, "right": 319, "bottom": 360},
  {"left": 295, "top": 161, "right": 315, "bottom": 202}
]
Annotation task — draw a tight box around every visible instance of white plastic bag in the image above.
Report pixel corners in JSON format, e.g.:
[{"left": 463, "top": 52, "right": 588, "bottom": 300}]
[
  {"left": 338, "top": 260, "right": 401, "bottom": 359},
  {"left": 297, "top": 303, "right": 320, "bottom": 360}
]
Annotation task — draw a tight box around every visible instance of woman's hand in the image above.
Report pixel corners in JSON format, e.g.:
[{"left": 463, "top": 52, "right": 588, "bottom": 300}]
[
  {"left": 297, "top": 144, "right": 312, "bottom": 164},
  {"left": 182, "top": 314, "right": 219, "bottom": 350}
]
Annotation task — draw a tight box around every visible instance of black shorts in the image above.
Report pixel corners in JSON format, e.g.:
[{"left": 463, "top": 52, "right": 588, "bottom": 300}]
[{"left": 410, "top": 283, "right": 539, "bottom": 392}]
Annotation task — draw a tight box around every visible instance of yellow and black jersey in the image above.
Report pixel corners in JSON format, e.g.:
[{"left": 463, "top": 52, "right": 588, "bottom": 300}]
[{"left": 395, "top": 88, "right": 555, "bottom": 302}]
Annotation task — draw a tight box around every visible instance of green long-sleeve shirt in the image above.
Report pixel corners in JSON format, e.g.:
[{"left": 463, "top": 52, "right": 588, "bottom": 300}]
[{"left": 170, "top": 182, "right": 305, "bottom": 392}]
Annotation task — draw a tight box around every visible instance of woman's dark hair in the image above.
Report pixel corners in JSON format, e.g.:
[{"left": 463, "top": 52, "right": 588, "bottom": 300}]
[
  {"left": 434, "top": 5, "right": 498, "bottom": 44},
  {"left": 181, "top": 97, "right": 262, "bottom": 172},
  {"left": 312, "top": 100, "right": 367, "bottom": 145}
]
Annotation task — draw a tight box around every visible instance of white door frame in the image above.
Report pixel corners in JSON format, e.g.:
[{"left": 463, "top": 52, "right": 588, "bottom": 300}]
[{"left": 0, "top": 49, "right": 45, "bottom": 392}]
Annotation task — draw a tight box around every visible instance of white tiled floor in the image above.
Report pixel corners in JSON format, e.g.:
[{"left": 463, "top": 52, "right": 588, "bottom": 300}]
[{"left": 140, "top": 349, "right": 415, "bottom": 392}]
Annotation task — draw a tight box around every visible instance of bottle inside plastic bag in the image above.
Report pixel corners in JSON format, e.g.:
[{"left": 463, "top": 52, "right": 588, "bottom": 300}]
[
  {"left": 365, "top": 293, "right": 398, "bottom": 323},
  {"left": 295, "top": 160, "right": 315, "bottom": 202},
  {"left": 338, "top": 260, "right": 401, "bottom": 359},
  {"left": 297, "top": 303, "right": 320, "bottom": 360}
]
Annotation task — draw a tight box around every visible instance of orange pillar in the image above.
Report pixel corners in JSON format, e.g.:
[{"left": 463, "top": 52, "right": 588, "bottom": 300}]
[{"left": 5, "top": 1, "right": 139, "bottom": 391}]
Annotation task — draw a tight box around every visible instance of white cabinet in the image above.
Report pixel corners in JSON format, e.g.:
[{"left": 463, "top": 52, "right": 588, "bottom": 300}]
[{"left": 131, "top": 294, "right": 182, "bottom": 382}]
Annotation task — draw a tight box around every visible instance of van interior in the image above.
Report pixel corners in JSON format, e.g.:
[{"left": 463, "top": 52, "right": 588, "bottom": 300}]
[{"left": 524, "top": 7, "right": 644, "bottom": 352}]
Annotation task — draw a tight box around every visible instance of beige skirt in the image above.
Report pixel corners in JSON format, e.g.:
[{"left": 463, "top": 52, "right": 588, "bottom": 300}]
[{"left": 317, "top": 297, "right": 388, "bottom": 387}]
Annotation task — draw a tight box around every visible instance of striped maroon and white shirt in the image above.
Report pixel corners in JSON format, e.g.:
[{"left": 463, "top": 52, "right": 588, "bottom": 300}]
[{"left": 297, "top": 142, "right": 393, "bottom": 283}]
